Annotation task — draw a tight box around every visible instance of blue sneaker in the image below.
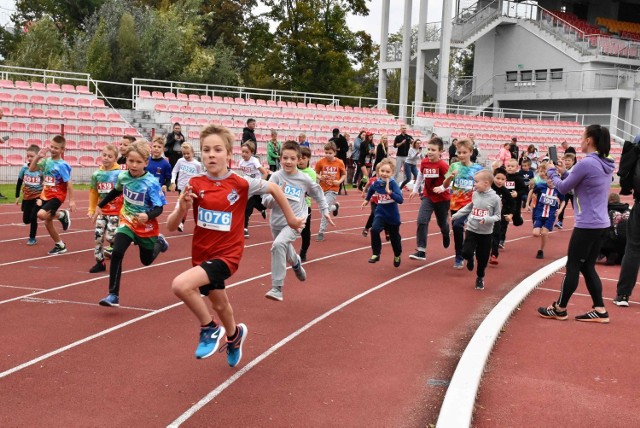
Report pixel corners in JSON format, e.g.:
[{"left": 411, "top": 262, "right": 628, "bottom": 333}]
[
  {"left": 26, "top": 238, "right": 37, "bottom": 246},
  {"left": 219, "top": 323, "right": 248, "bottom": 367},
  {"left": 195, "top": 324, "right": 226, "bottom": 359},
  {"left": 157, "top": 234, "right": 169, "bottom": 253},
  {"left": 99, "top": 293, "right": 119, "bottom": 307},
  {"left": 453, "top": 257, "right": 464, "bottom": 269}
]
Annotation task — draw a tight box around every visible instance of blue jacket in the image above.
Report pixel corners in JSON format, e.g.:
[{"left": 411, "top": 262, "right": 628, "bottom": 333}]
[
  {"left": 366, "top": 178, "right": 404, "bottom": 225},
  {"left": 147, "top": 156, "right": 172, "bottom": 187}
]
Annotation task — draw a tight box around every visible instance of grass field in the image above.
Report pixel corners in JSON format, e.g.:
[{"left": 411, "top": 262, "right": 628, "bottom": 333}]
[{"left": 0, "top": 183, "right": 91, "bottom": 204}]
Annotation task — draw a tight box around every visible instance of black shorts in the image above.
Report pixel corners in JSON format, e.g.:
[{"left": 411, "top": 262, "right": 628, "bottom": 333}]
[
  {"left": 40, "top": 198, "right": 62, "bottom": 216},
  {"left": 21, "top": 198, "right": 40, "bottom": 213},
  {"left": 198, "top": 259, "right": 232, "bottom": 295}
]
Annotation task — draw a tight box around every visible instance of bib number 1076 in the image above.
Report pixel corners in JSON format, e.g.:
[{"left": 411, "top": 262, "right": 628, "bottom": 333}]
[{"left": 197, "top": 208, "right": 232, "bottom": 231}]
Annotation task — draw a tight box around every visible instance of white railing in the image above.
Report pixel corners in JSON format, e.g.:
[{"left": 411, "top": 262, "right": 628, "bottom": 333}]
[{"left": 0, "top": 65, "right": 91, "bottom": 87}]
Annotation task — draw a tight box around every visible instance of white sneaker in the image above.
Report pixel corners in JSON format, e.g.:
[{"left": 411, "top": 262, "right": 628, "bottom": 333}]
[{"left": 265, "top": 287, "right": 283, "bottom": 301}]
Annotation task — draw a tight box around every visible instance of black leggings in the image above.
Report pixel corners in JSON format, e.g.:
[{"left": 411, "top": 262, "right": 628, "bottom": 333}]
[
  {"left": 21, "top": 199, "right": 39, "bottom": 239},
  {"left": 557, "top": 194, "right": 574, "bottom": 222},
  {"left": 365, "top": 202, "right": 377, "bottom": 230},
  {"left": 300, "top": 207, "right": 312, "bottom": 257},
  {"left": 462, "top": 230, "right": 492, "bottom": 278},
  {"left": 109, "top": 232, "right": 161, "bottom": 296},
  {"left": 244, "top": 194, "right": 266, "bottom": 228},
  {"left": 557, "top": 227, "right": 607, "bottom": 308}
]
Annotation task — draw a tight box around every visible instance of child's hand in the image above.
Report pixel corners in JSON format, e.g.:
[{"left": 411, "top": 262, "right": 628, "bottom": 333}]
[
  {"left": 169, "top": 183, "right": 176, "bottom": 192},
  {"left": 89, "top": 211, "right": 99, "bottom": 223},
  {"left": 37, "top": 147, "right": 49, "bottom": 158},
  {"left": 324, "top": 212, "right": 336, "bottom": 226},
  {"left": 433, "top": 185, "right": 445, "bottom": 194},
  {"left": 510, "top": 190, "right": 517, "bottom": 198},
  {"left": 288, "top": 216, "right": 305, "bottom": 232},
  {"left": 15, "top": 198, "right": 20, "bottom": 205},
  {"left": 136, "top": 213, "right": 149, "bottom": 224},
  {"left": 409, "top": 192, "right": 418, "bottom": 200},
  {"left": 161, "top": 185, "right": 167, "bottom": 193},
  {"left": 361, "top": 200, "right": 368, "bottom": 209},
  {"left": 178, "top": 185, "right": 195, "bottom": 209},
  {"left": 555, "top": 159, "right": 566, "bottom": 175},
  {"left": 526, "top": 205, "right": 532, "bottom": 212},
  {"left": 504, "top": 214, "right": 513, "bottom": 222},
  {"left": 68, "top": 200, "right": 76, "bottom": 212}
]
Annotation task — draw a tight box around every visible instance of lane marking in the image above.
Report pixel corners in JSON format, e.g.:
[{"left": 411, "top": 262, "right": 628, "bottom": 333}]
[
  {"left": 537, "top": 286, "right": 638, "bottom": 305},
  {"left": 0, "top": 284, "right": 45, "bottom": 291},
  {"left": 19, "top": 297, "right": 155, "bottom": 312}
]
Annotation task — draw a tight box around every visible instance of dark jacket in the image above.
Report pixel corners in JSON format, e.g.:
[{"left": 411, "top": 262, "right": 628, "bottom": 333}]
[
  {"left": 492, "top": 183, "right": 515, "bottom": 216},
  {"left": 165, "top": 132, "right": 185, "bottom": 154},
  {"left": 394, "top": 133, "right": 413, "bottom": 157},
  {"left": 242, "top": 127, "right": 256, "bottom": 144},
  {"left": 330, "top": 135, "right": 349, "bottom": 163}
]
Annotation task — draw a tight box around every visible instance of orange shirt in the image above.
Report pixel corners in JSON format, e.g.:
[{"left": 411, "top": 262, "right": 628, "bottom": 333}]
[{"left": 315, "top": 157, "right": 345, "bottom": 192}]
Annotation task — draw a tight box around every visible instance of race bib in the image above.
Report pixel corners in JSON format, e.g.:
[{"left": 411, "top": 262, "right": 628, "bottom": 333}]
[
  {"left": 197, "top": 207, "right": 232, "bottom": 231},
  {"left": 422, "top": 168, "right": 439, "bottom": 178},
  {"left": 24, "top": 175, "right": 41, "bottom": 186},
  {"left": 539, "top": 194, "right": 558, "bottom": 206},
  {"left": 180, "top": 164, "right": 197, "bottom": 175},
  {"left": 123, "top": 185, "right": 145, "bottom": 206},
  {"left": 454, "top": 177, "right": 474, "bottom": 190},
  {"left": 97, "top": 182, "right": 114, "bottom": 193},
  {"left": 283, "top": 184, "right": 302, "bottom": 202},
  {"left": 377, "top": 193, "right": 393, "bottom": 204},
  {"left": 505, "top": 181, "right": 515, "bottom": 190},
  {"left": 43, "top": 175, "right": 55, "bottom": 186},
  {"left": 471, "top": 207, "right": 488, "bottom": 219}
]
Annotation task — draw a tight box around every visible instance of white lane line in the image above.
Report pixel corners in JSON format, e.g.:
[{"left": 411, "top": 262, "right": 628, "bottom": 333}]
[
  {"left": 0, "top": 284, "right": 45, "bottom": 291},
  {"left": 537, "top": 286, "right": 638, "bottom": 305},
  {"left": 19, "top": 297, "right": 155, "bottom": 312},
  {"left": 167, "top": 254, "right": 455, "bottom": 427}
]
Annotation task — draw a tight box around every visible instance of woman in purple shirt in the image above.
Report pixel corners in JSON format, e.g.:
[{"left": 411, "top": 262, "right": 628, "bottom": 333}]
[{"left": 538, "top": 124, "right": 615, "bottom": 323}]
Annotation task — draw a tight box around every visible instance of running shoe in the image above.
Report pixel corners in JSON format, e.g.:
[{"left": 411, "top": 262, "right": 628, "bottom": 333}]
[
  {"left": 498, "top": 240, "right": 505, "bottom": 249},
  {"left": 536, "top": 250, "right": 544, "bottom": 259},
  {"left": 555, "top": 221, "right": 563, "bottom": 229},
  {"left": 333, "top": 202, "right": 340, "bottom": 217},
  {"left": 195, "top": 324, "right": 226, "bottom": 359},
  {"left": 244, "top": 228, "right": 250, "bottom": 238},
  {"left": 104, "top": 246, "right": 113, "bottom": 259},
  {"left": 58, "top": 209, "right": 71, "bottom": 231},
  {"left": 409, "top": 251, "right": 426, "bottom": 261},
  {"left": 292, "top": 257, "right": 306, "bottom": 281},
  {"left": 219, "top": 323, "right": 248, "bottom": 367},
  {"left": 475, "top": 277, "right": 485, "bottom": 290},
  {"left": 265, "top": 287, "right": 283, "bottom": 301},
  {"left": 98, "top": 293, "right": 119, "bottom": 307},
  {"left": 26, "top": 238, "right": 37, "bottom": 246},
  {"left": 575, "top": 309, "right": 609, "bottom": 323},
  {"left": 443, "top": 233, "right": 450, "bottom": 249},
  {"left": 48, "top": 243, "right": 67, "bottom": 255},
  {"left": 453, "top": 257, "right": 464, "bottom": 269},
  {"left": 177, "top": 222, "right": 184, "bottom": 232},
  {"left": 613, "top": 295, "right": 629, "bottom": 307},
  {"left": 315, "top": 233, "right": 324, "bottom": 242},
  {"left": 89, "top": 261, "right": 106, "bottom": 273},
  {"left": 489, "top": 255, "right": 499, "bottom": 265},
  {"left": 537, "top": 302, "right": 568, "bottom": 320},
  {"left": 368, "top": 255, "right": 380, "bottom": 263},
  {"left": 300, "top": 252, "right": 307, "bottom": 263},
  {"left": 157, "top": 234, "right": 169, "bottom": 252},
  {"left": 393, "top": 256, "right": 401, "bottom": 268}
]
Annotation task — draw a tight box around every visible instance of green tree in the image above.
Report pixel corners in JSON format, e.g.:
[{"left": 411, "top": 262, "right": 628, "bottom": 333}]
[
  {"left": 7, "top": 18, "right": 67, "bottom": 71},
  {"left": 13, "top": 0, "right": 105, "bottom": 35},
  {"left": 85, "top": 19, "right": 113, "bottom": 81},
  {"left": 200, "top": 0, "right": 257, "bottom": 56},
  {"left": 114, "top": 13, "right": 140, "bottom": 83}
]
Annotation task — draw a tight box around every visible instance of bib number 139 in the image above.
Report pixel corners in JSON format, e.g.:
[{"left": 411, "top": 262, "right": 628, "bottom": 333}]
[{"left": 197, "top": 207, "right": 232, "bottom": 231}]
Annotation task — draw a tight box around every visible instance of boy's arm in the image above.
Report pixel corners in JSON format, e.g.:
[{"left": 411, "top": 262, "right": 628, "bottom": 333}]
[
  {"left": 88, "top": 188, "right": 99, "bottom": 215},
  {"left": 266, "top": 181, "right": 304, "bottom": 230},
  {"left": 67, "top": 181, "right": 76, "bottom": 212},
  {"left": 167, "top": 186, "right": 194, "bottom": 231},
  {"left": 308, "top": 180, "right": 330, "bottom": 215},
  {"left": 485, "top": 198, "right": 502, "bottom": 224},
  {"left": 451, "top": 201, "right": 472, "bottom": 219},
  {"left": 261, "top": 173, "right": 279, "bottom": 209},
  {"left": 412, "top": 168, "right": 424, "bottom": 196},
  {"left": 29, "top": 147, "right": 47, "bottom": 172},
  {"left": 389, "top": 179, "right": 404, "bottom": 204},
  {"left": 98, "top": 188, "right": 123, "bottom": 208},
  {"left": 525, "top": 188, "right": 534, "bottom": 209}
]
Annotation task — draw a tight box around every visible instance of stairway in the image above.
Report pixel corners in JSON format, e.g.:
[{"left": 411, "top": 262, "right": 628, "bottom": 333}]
[{"left": 117, "top": 109, "right": 160, "bottom": 140}]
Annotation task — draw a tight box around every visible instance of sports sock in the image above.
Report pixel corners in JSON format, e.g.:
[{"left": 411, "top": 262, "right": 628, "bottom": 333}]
[
  {"left": 201, "top": 320, "right": 215, "bottom": 329},
  {"left": 227, "top": 326, "right": 239, "bottom": 341}
]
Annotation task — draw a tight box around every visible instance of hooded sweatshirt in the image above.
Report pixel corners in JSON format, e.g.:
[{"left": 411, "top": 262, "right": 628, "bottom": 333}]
[
  {"left": 451, "top": 188, "right": 502, "bottom": 235},
  {"left": 547, "top": 153, "right": 615, "bottom": 229}
]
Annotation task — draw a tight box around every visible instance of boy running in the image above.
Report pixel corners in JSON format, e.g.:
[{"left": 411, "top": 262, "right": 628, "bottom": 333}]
[
  {"left": 315, "top": 141, "right": 346, "bottom": 241},
  {"left": 15, "top": 144, "right": 43, "bottom": 245}
]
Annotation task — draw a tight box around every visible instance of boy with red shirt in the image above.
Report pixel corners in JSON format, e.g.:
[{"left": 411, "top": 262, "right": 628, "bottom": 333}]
[
  {"left": 167, "top": 125, "right": 304, "bottom": 367},
  {"left": 409, "top": 137, "right": 451, "bottom": 260},
  {"left": 314, "top": 141, "right": 346, "bottom": 241},
  {"left": 29, "top": 135, "right": 75, "bottom": 255}
]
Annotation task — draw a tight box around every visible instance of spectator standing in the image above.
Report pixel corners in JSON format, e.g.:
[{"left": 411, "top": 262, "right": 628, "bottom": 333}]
[
  {"left": 393, "top": 125, "right": 413, "bottom": 182},
  {"left": 330, "top": 128, "right": 350, "bottom": 195},
  {"left": 351, "top": 130, "right": 365, "bottom": 187},
  {"left": 242, "top": 118, "right": 257, "bottom": 144},
  {"left": 448, "top": 138, "right": 458, "bottom": 165},
  {"left": 267, "top": 130, "right": 281, "bottom": 172},
  {"left": 561, "top": 140, "right": 576, "bottom": 155},
  {"left": 509, "top": 137, "right": 519, "bottom": 160},
  {"left": 373, "top": 135, "right": 390, "bottom": 173},
  {"left": 164, "top": 122, "right": 185, "bottom": 168}
]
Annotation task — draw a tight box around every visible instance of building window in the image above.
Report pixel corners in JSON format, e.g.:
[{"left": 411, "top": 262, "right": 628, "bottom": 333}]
[
  {"left": 506, "top": 71, "right": 518, "bottom": 82},
  {"left": 521, "top": 70, "right": 533, "bottom": 81},
  {"left": 550, "top": 68, "right": 563, "bottom": 80},
  {"left": 535, "top": 69, "right": 548, "bottom": 80}
]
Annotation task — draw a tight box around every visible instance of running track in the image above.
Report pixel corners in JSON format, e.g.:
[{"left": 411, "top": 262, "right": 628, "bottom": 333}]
[{"left": 0, "top": 189, "right": 600, "bottom": 426}]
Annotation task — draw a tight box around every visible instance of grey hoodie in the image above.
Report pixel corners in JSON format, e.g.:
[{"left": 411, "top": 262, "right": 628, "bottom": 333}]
[
  {"left": 451, "top": 188, "right": 502, "bottom": 234},
  {"left": 262, "top": 169, "right": 329, "bottom": 229}
]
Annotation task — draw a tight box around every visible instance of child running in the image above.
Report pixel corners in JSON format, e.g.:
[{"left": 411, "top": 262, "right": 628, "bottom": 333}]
[
  {"left": 238, "top": 141, "right": 268, "bottom": 238},
  {"left": 501, "top": 158, "right": 528, "bottom": 247},
  {"left": 15, "top": 144, "right": 43, "bottom": 245},
  {"left": 95, "top": 141, "right": 169, "bottom": 307},
  {"left": 167, "top": 125, "right": 304, "bottom": 365},
  {"left": 436, "top": 138, "right": 484, "bottom": 269},
  {"left": 315, "top": 141, "right": 345, "bottom": 241},
  {"left": 169, "top": 142, "right": 204, "bottom": 232},
  {"left": 117, "top": 135, "right": 135, "bottom": 168},
  {"left": 451, "top": 169, "right": 502, "bottom": 290},
  {"left": 409, "top": 136, "right": 451, "bottom": 261},
  {"left": 148, "top": 136, "right": 172, "bottom": 193},
  {"left": 362, "top": 159, "right": 404, "bottom": 266},
  {"left": 554, "top": 152, "right": 576, "bottom": 229},
  {"left": 87, "top": 144, "right": 123, "bottom": 273},
  {"left": 526, "top": 163, "right": 564, "bottom": 259},
  {"left": 29, "top": 135, "right": 74, "bottom": 255},
  {"left": 263, "top": 141, "right": 332, "bottom": 302},
  {"left": 489, "top": 167, "right": 514, "bottom": 265},
  {"left": 298, "top": 146, "right": 316, "bottom": 262}
]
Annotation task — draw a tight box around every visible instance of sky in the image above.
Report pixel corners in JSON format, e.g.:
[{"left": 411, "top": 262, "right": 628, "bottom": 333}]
[{"left": 0, "top": 0, "right": 448, "bottom": 43}]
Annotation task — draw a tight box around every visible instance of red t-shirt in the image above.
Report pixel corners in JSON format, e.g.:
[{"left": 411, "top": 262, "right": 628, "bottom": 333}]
[
  {"left": 418, "top": 158, "right": 450, "bottom": 202},
  {"left": 189, "top": 172, "right": 268, "bottom": 274}
]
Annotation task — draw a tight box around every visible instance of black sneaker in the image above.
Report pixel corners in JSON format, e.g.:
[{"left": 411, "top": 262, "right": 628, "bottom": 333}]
[
  {"left": 536, "top": 250, "right": 544, "bottom": 259},
  {"left": 475, "top": 277, "right": 484, "bottom": 290},
  {"left": 104, "top": 246, "right": 113, "bottom": 259},
  {"left": 409, "top": 251, "right": 426, "bottom": 261},
  {"left": 537, "top": 302, "right": 568, "bottom": 320},
  {"left": 368, "top": 255, "right": 380, "bottom": 263},
  {"left": 48, "top": 243, "right": 67, "bottom": 255},
  {"left": 393, "top": 256, "right": 401, "bottom": 267},
  {"left": 89, "top": 261, "right": 106, "bottom": 273},
  {"left": 575, "top": 309, "right": 609, "bottom": 323},
  {"left": 333, "top": 202, "right": 340, "bottom": 216},
  {"left": 498, "top": 240, "right": 505, "bottom": 249},
  {"left": 613, "top": 295, "right": 629, "bottom": 307},
  {"left": 58, "top": 209, "right": 71, "bottom": 231},
  {"left": 300, "top": 252, "right": 307, "bottom": 263},
  {"left": 467, "top": 256, "right": 475, "bottom": 272},
  {"left": 261, "top": 210, "right": 267, "bottom": 219},
  {"left": 443, "top": 233, "right": 450, "bottom": 249}
]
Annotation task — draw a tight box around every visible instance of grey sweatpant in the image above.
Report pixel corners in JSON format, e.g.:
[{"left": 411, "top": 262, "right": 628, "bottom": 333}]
[
  {"left": 319, "top": 191, "right": 337, "bottom": 234},
  {"left": 271, "top": 225, "right": 301, "bottom": 287}
]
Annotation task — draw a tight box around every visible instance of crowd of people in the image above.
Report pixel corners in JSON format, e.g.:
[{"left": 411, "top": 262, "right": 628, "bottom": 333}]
[{"left": 12, "top": 119, "right": 640, "bottom": 368}]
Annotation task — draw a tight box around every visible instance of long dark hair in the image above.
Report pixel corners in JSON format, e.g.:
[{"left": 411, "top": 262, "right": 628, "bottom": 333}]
[{"left": 584, "top": 124, "right": 610, "bottom": 158}]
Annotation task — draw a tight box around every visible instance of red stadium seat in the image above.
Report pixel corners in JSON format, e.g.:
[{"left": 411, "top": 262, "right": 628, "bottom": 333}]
[
  {"left": 200, "top": 95, "right": 212, "bottom": 103},
  {"left": 108, "top": 126, "right": 123, "bottom": 136},
  {"left": 76, "top": 98, "right": 91, "bottom": 107},
  {"left": 94, "top": 126, "right": 109, "bottom": 136},
  {"left": 45, "top": 109, "right": 61, "bottom": 120},
  {"left": 46, "top": 96, "right": 61, "bottom": 106},
  {"left": 78, "top": 125, "right": 92, "bottom": 135},
  {"left": 15, "top": 81, "right": 30, "bottom": 90},
  {"left": 63, "top": 124, "right": 77, "bottom": 135},
  {"left": 13, "top": 107, "right": 29, "bottom": 117},
  {"left": 91, "top": 99, "right": 106, "bottom": 108},
  {"left": 164, "top": 92, "right": 177, "bottom": 100},
  {"left": 177, "top": 93, "right": 189, "bottom": 101},
  {"left": 30, "top": 108, "right": 45, "bottom": 118},
  {"left": 79, "top": 155, "right": 95, "bottom": 167},
  {"left": 78, "top": 140, "right": 94, "bottom": 151},
  {"left": 45, "top": 124, "right": 60, "bottom": 134},
  {"left": 92, "top": 112, "right": 107, "bottom": 121},
  {"left": 26, "top": 138, "right": 43, "bottom": 147},
  {"left": 61, "top": 84, "right": 76, "bottom": 93},
  {"left": 7, "top": 154, "right": 24, "bottom": 165},
  {"left": 65, "top": 139, "right": 78, "bottom": 150},
  {"left": 151, "top": 91, "right": 164, "bottom": 99},
  {"left": 76, "top": 85, "right": 91, "bottom": 94},
  {"left": 61, "top": 110, "right": 76, "bottom": 120},
  {"left": 8, "top": 138, "right": 25, "bottom": 148},
  {"left": 31, "top": 81, "right": 46, "bottom": 90},
  {"left": 0, "top": 79, "right": 14, "bottom": 88},
  {"left": 47, "top": 83, "right": 62, "bottom": 92},
  {"left": 94, "top": 141, "right": 108, "bottom": 150},
  {"left": 189, "top": 94, "right": 200, "bottom": 102},
  {"left": 139, "top": 90, "right": 151, "bottom": 98},
  {"left": 64, "top": 155, "right": 79, "bottom": 166}
]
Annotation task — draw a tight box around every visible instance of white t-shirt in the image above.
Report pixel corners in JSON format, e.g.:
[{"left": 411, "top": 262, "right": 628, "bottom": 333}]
[
  {"left": 171, "top": 158, "right": 204, "bottom": 190},
  {"left": 238, "top": 156, "right": 262, "bottom": 179}
]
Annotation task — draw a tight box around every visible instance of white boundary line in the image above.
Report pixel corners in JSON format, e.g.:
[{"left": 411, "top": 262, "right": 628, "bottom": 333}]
[
  {"left": 167, "top": 254, "right": 455, "bottom": 427},
  {"left": 435, "top": 256, "right": 568, "bottom": 428}
]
